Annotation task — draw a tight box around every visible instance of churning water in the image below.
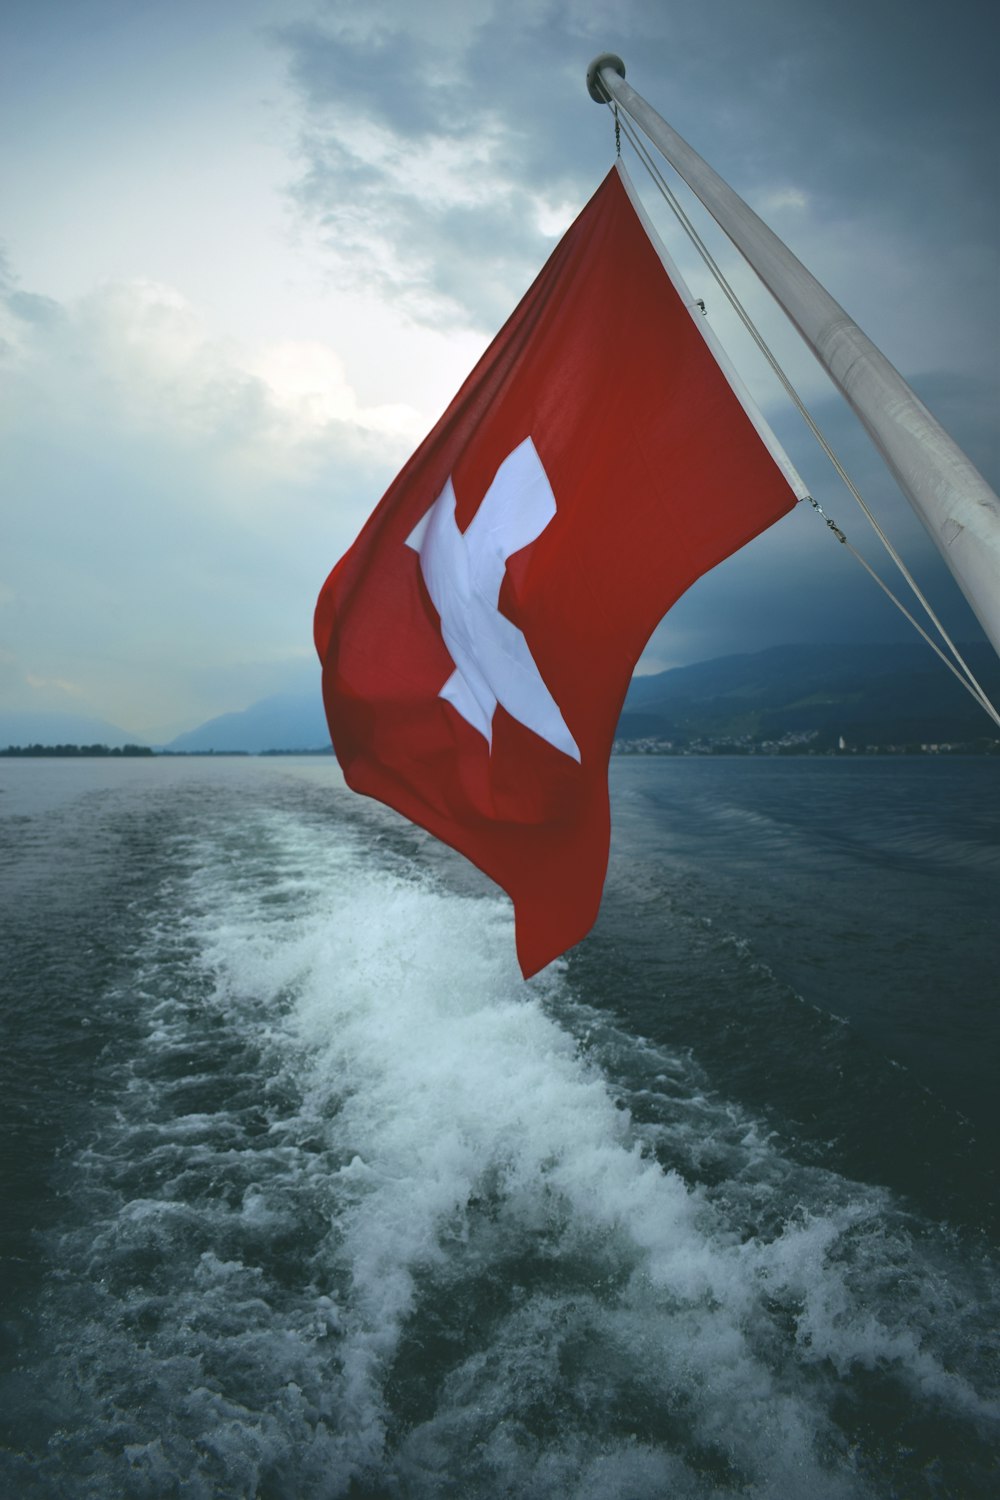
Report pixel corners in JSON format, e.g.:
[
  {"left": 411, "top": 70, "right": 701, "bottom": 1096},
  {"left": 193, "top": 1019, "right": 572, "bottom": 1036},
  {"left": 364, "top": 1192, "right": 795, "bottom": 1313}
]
[{"left": 1, "top": 755, "right": 998, "bottom": 1498}]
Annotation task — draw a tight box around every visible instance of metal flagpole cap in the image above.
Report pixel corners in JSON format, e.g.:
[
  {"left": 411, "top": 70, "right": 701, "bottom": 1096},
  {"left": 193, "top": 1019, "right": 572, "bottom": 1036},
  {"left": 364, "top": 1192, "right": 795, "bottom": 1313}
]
[{"left": 586, "top": 53, "right": 626, "bottom": 102}]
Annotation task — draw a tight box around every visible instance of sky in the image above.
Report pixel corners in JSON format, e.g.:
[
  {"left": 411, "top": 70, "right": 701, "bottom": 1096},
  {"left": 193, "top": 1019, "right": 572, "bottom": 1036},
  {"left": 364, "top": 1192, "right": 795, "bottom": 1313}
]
[{"left": 1, "top": 0, "right": 997, "bottom": 740}]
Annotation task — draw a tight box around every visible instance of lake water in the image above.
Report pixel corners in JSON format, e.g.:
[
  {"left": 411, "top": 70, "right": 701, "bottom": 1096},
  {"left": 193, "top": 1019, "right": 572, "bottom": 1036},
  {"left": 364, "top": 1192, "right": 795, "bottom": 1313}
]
[{"left": 1, "top": 754, "right": 997, "bottom": 1498}]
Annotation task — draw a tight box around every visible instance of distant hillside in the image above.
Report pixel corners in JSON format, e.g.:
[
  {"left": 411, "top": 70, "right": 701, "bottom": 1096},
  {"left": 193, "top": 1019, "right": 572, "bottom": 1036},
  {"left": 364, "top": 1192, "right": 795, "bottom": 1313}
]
[
  {"left": 619, "top": 643, "right": 1000, "bottom": 748},
  {"left": 165, "top": 693, "right": 331, "bottom": 754},
  {"left": 7, "top": 646, "right": 996, "bottom": 758},
  {"left": 0, "top": 710, "right": 144, "bottom": 750},
  {"left": 161, "top": 643, "right": 1000, "bottom": 757}
]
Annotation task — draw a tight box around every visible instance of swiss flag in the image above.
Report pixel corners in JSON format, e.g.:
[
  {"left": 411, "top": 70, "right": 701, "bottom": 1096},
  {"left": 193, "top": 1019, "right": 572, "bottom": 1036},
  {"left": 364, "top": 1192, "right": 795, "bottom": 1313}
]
[{"left": 315, "top": 164, "right": 799, "bottom": 976}]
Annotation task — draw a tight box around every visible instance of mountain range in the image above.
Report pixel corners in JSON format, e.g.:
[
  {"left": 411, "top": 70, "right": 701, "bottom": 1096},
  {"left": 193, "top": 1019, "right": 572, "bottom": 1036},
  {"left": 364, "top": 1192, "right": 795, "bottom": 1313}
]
[
  {"left": 164, "top": 692, "right": 331, "bottom": 754},
  {"left": 0, "top": 710, "right": 147, "bottom": 751},
  {"left": 618, "top": 642, "right": 1000, "bottom": 748},
  {"left": 2, "top": 644, "right": 997, "bottom": 754}
]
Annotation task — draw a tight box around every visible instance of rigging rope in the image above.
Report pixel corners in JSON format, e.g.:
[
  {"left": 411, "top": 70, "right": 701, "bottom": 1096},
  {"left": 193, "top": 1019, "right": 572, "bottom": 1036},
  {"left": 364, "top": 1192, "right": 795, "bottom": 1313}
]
[
  {"left": 804, "top": 496, "right": 1000, "bottom": 724},
  {"left": 608, "top": 104, "right": 1000, "bottom": 731}
]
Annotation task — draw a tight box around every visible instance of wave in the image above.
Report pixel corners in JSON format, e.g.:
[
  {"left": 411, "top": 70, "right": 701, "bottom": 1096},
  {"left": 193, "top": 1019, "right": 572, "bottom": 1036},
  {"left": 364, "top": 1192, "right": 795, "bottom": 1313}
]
[{"left": 4, "top": 788, "right": 998, "bottom": 1498}]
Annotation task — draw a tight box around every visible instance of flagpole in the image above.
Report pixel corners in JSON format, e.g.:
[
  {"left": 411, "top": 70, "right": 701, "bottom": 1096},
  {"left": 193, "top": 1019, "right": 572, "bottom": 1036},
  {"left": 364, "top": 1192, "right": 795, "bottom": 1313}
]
[{"left": 587, "top": 54, "right": 1000, "bottom": 664}]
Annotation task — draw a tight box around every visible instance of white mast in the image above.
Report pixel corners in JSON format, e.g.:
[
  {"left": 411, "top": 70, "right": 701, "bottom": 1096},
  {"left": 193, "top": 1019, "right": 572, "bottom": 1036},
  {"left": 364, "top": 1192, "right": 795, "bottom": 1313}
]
[{"left": 587, "top": 54, "right": 1000, "bottom": 663}]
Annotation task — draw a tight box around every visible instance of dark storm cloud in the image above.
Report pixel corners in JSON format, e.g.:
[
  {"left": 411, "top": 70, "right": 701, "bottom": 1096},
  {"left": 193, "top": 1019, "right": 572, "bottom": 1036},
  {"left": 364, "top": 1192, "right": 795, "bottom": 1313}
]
[
  {"left": 278, "top": 0, "right": 999, "bottom": 340},
  {"left": 279, "top": 20, "right": 462, "bottom": 139},
  {"left": 274, "top": 4, "right": 615, "bottom": 330},
  {"left": 287, "top": 119, "right": 556, "bottom": 330},
  {"left": 272, "top": 0, "right": 997, "bottom": 660},
  {"left": 4, "top": 0, "right": 993, "bottom": 738},
  {"left": 653, "top": 370, "right": 997, "bottom": 668}
]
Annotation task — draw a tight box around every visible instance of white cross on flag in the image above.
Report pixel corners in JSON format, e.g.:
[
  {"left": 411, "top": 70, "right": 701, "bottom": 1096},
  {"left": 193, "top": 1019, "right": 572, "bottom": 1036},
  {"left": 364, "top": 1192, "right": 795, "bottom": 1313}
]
[{"left": 315, "top": 164, "right": 800, "bottom": 976}]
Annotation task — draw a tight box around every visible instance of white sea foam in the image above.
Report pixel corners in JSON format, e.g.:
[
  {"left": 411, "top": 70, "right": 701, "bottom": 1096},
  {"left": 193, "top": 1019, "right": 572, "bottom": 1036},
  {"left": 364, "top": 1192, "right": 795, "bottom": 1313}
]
[{"left": 17, "top": 794, "right": 1000, "bottom": 1499}]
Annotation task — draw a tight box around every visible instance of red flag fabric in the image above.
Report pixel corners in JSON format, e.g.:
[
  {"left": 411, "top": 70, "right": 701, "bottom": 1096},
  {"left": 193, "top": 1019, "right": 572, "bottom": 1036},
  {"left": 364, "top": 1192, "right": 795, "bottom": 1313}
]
[{"left": 315, "top": 164, "right": 799, "bottom": 977}]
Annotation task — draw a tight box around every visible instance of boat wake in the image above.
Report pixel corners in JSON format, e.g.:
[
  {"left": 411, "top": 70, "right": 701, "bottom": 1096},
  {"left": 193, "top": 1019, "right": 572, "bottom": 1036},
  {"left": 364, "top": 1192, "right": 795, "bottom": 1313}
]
[{"left": 4, "top": 794, "right": 998, "bottom": 1498}]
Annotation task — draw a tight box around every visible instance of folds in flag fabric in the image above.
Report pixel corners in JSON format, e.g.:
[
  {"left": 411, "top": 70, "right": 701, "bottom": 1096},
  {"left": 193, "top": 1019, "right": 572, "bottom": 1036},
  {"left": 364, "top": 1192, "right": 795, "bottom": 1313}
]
[{"left": 315, "top": 163, "right": 800, "bottom": 977}]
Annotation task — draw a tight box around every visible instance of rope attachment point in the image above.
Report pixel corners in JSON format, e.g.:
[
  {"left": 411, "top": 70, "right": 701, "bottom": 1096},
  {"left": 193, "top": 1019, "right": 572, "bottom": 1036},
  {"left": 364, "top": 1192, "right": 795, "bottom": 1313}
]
[{"left": 586, "top": 53, "right": 626, "bottom": 102}]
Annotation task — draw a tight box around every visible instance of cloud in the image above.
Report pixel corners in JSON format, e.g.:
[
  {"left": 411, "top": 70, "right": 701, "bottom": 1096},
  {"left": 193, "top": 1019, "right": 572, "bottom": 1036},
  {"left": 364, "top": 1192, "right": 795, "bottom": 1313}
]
[
  {"left": 0, "top": 263, "right": 419, "bottom": 735},
  {"left": 757, "top": 188, "right": 809, "bottom": 215},
  {"left": 2, "top": 0, "right": 994, "bottom": 740},
  {"left": 0, "top": 269, "right": 423, "bottom": 478},
  {"left": 275, "top": 0, "right": 998, "bottom": 422},
  {"left": 285, "top": 114, "right": 575, "bottom": 333},
  {"left": 250, "top": 339, "right": 426, "bottom": 442},
  {"left": 24, "top": 671, "right": 85, "bottom": 697},
  {"left": 275, "top": 3, "right": 612, "bottom": 331},
  {"left": 6, "top": 289, "right": 65, "bottom": 326},
  {"left": 279, "top": 9, "right": 485, "bottom": 139},
  {"left": 268, "top": 0, "right": 996, "bottom": 684}
]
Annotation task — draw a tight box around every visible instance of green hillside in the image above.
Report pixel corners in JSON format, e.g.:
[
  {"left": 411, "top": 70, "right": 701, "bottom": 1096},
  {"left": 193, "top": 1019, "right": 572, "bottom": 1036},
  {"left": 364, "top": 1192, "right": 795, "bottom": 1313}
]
[{"left": 618, "top": 644, "right": 1000, "bottom": 751}]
